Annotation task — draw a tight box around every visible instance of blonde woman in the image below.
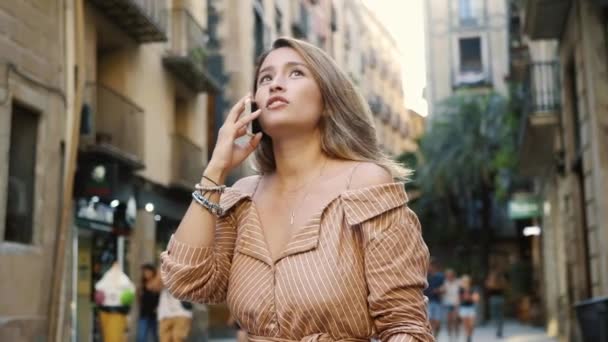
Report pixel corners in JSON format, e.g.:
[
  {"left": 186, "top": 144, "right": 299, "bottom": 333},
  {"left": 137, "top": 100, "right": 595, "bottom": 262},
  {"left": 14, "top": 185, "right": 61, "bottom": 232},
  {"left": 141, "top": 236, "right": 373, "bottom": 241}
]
[
  {"left": 458, "top": 275, "right": 480, "bottom": 342},
  {"left": 160, "top": 37, "right": 433, "bottom": 341}
]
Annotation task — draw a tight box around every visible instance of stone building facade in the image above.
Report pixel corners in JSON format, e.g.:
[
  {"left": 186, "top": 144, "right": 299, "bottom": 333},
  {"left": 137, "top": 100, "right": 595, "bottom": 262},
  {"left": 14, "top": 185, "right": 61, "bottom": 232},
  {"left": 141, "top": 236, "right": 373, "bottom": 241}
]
[
  {"left": 0, "top": 0, "right": 68, "bottom": 340},
  {"left": 518, "top": 0, "right": 608, "bottom": 340}
]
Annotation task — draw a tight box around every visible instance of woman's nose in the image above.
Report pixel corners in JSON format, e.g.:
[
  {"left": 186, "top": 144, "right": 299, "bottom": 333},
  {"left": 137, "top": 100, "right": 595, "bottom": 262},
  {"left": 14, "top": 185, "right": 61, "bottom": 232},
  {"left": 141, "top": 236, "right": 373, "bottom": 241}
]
[{"left": 269, "top": 76, "right": 285, "bottom": 92}]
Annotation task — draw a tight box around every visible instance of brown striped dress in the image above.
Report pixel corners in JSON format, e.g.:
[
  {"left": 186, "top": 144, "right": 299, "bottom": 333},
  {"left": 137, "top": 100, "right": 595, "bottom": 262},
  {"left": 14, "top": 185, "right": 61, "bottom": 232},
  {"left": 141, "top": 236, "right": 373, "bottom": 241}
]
[{"left": 161, "top": 177, "right": 434, "bottom": 342}]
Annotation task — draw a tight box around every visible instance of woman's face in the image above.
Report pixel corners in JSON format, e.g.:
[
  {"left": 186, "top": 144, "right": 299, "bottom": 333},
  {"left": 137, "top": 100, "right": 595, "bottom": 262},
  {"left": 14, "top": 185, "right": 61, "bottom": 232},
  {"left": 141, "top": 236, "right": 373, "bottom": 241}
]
[
  {"left": 142, "top": 268, "right": 154, "bottom": 280},
  {"left": 255, "top": 47, "right": 324, "bottom": 138}
]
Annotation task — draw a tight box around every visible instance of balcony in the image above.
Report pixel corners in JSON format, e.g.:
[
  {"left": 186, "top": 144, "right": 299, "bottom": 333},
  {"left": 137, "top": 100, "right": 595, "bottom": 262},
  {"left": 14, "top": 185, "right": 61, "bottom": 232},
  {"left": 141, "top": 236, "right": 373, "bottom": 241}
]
[
  {"left": 163, "top": 9, "right": 220, "bottom": 93},
  {"left": 170, "top": 134, "right": 205, "bottom": 190},
  {"left": 519, "top": 61, "right": 560, "bottom": 176},
  {"left": 458, "top": 15, "right": 485, "bottom": 28},
  {"left": 80, "top": 83, "right": 145, "bottom": 169},
  {"left": 89, "top": 0, "right": 167, "bottom": 43},
  {"left": 524, "top": 0, "right": 572, "bottom": 39}
]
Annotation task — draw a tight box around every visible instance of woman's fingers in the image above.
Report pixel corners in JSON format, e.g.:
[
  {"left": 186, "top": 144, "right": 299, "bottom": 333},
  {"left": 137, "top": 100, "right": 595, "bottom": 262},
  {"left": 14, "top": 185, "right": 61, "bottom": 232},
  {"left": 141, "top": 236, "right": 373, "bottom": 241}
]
[
  {"left": 235, "top": 108, "right": 261, "bottom": 130},
  {"left": 248, "top": 132, "right": 263, "bottom": 151},
  {"left": 226, "top": 94, "right": 251, "bottom": 123},
  {"left": 233, "top": 132, "right": 263, "bottom": 160},
  {"left": 234, "top": 125, "right": 248, "bottom": 138}
]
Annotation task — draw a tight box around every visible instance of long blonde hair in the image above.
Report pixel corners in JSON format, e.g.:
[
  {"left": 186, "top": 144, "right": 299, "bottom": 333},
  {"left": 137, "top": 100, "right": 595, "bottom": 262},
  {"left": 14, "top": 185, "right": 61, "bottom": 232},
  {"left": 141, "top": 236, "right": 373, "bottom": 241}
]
[{"left": 252, "top": 37, "right": 411, "bottom": 180}]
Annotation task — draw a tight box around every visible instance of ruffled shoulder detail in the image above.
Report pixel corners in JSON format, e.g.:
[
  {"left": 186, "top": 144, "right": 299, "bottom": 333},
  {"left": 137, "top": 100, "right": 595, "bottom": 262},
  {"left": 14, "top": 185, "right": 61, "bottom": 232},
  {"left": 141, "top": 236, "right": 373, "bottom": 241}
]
[
  {"left": 340, "top": 182, "right": 409, "bottom": 226},
  {"left": 218, "top": 176, "right": 260, "bottom": 217}
]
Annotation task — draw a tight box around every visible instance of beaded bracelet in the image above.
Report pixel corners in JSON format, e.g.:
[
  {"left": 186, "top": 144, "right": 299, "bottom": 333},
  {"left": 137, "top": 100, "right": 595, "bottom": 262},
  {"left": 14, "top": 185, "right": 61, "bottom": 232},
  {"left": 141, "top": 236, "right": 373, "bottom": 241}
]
[
  {"left": 194, "top": 183, "right": 226, "bottom": 194},
  {"left": 192, "top": 191, "right": 224, "bottom": 216}
]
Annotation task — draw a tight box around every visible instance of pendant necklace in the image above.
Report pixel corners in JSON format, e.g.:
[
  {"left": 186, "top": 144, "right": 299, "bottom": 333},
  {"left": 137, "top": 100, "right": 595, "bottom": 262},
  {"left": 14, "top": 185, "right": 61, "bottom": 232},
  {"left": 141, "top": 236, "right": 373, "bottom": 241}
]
[{"left": 289, "top": 158, "right": 328, "bottom": 226}]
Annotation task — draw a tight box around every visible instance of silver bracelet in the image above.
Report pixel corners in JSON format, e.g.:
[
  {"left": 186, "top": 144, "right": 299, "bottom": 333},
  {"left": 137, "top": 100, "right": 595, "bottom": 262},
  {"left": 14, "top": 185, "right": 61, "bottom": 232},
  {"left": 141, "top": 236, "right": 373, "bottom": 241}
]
[
  {"left": 192, "top": 191, "right": 224, "bottom": 216},
  {"left": 194, "top": 183, "right": 226, "bottom": 193}
]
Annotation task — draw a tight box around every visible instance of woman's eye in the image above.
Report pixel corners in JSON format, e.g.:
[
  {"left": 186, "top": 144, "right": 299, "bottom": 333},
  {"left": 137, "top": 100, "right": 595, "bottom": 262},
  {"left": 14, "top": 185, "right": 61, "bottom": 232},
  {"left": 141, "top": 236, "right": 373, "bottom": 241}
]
[
  {"left": 290, "top": 70, "right": 304, "bottom": 77},
  {"left": 259, "top": 75, "right": 271, "bottom": 83}
]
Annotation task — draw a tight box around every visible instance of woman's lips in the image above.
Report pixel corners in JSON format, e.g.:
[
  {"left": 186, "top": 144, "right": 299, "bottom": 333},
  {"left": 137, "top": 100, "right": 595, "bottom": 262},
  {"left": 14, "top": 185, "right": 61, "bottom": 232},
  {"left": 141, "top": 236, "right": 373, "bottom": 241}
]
[{"left": 267, "top": 100, "right": 288, "bottom": 110}]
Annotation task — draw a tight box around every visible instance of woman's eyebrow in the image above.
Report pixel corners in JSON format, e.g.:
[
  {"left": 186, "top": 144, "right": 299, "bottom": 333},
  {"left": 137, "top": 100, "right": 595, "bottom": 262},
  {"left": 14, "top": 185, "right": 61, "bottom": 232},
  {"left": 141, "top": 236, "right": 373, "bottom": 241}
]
[{"left": 259, "top": 61, "right": 308, "bottom": 75}]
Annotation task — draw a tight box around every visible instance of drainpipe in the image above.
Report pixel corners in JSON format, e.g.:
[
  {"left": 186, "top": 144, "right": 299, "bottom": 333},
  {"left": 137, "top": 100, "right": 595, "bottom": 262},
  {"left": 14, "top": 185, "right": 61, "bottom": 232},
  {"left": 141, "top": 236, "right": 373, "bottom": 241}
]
[{"left": 48, "top": 0, "right": 85, "bottom": 340}]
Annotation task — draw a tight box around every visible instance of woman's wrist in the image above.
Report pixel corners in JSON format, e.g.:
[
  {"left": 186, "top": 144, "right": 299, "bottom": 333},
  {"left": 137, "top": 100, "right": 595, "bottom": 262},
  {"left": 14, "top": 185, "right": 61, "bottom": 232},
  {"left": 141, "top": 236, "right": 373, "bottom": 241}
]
[{"left": 202, "top": 164, "right": 227, "bottom": 185}]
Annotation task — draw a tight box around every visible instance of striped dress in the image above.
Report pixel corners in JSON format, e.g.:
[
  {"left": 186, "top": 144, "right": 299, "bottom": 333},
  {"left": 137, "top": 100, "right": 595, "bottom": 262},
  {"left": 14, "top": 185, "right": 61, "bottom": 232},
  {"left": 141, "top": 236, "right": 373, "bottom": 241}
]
[{"left": 160, "top": 176, "right": 433, "bottom": 342}]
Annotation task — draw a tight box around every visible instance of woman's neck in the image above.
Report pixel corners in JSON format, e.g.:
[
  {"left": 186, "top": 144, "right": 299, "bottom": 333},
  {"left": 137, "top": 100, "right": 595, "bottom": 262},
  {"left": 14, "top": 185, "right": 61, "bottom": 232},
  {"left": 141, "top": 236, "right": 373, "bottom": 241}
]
[{"left": 271, "top": 133, "right": 327, "bottom": 191}]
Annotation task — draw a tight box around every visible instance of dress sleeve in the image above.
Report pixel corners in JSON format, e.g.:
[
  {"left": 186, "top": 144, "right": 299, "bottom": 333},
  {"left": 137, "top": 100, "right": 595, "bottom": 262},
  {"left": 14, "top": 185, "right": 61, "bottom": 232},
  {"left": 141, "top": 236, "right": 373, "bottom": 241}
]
[
  {"left": 160, "top": 213, "right": 237, "bottom": 304},
  {"left": 365, "top": 206, "right": 434, "bottom": 342}
]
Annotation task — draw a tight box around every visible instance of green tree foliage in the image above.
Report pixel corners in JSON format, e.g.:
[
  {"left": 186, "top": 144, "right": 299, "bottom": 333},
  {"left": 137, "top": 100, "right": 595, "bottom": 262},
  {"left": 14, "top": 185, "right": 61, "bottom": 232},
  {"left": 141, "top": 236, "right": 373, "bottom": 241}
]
[{"left": 398, "top": 90, "right": 522, "bottom": 275}]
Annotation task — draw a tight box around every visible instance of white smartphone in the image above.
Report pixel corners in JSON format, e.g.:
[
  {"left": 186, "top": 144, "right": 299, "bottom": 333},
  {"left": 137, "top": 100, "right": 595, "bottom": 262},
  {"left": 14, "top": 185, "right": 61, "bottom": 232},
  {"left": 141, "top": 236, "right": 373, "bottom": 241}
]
[{"left": 245, "top": 99, "right": 254, "bottom": 137}]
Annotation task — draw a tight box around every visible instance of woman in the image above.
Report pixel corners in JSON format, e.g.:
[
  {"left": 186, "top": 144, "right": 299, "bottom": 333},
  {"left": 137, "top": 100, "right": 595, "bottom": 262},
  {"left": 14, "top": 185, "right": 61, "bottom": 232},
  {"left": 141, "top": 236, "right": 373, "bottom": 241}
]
[
  {"left": 458, "top": 275, "right": 480, "bottom": 342},
  {"left": 136, "top": 264, "right": 161, "bottom": 342},
  {"left": 441, "top": 269, "right": 460, "bottom": 341},
  {"left": 485, "top": 267, "right": 507, "bottom": 338},
  {"left": 160, "top": 37, "right": 433, "bottom": 341}
]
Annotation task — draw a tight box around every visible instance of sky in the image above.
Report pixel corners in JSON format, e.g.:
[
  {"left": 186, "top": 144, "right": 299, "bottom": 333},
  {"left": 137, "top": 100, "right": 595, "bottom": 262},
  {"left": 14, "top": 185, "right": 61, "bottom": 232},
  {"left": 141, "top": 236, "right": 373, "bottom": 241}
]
[{"left": 363, "top": 0, "right": 428, "bottom": 116}]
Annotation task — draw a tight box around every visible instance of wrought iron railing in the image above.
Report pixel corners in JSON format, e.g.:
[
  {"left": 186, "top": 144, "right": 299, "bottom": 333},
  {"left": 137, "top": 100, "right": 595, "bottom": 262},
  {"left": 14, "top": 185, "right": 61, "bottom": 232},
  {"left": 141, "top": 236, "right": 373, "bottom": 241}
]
[
  {"left": 518, "top": 61, "right": 561, "bottom": 150},
  {"left": 89, "top": 0, "right": 167, "bottom": 42},
  {"left": 525, "top": 61, "right": 561, "bottom": 114},
  {"left": 168, "top": 9, "right": 208, "bottom": 72}
]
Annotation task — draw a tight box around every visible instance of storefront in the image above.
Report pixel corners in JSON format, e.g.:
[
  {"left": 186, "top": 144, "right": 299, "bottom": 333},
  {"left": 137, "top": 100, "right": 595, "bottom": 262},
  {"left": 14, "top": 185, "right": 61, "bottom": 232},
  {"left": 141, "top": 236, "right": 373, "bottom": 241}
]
[{"left": 72, "top": 158, "right": 137, "bottom": 341}]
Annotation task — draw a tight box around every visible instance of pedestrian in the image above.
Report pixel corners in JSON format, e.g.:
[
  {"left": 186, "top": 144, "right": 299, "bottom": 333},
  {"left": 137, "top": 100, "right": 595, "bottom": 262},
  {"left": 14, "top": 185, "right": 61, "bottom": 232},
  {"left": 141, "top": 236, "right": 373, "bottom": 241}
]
[
  {"left": 442, "top": 269, "right": 460, "bottom": 341},
  {"left": 459, "top": 275, "right": 480, "bottom": 342},
  {"left": 94, "top": 261, "right": 136, "bottom": 342},
  {"left": 485, "top": 266, "right": 508, "bottom": 338},
  {"left": 424, "top": 258, "right": 444, "bottom": 337},
  {"left": 136, "top": 263, "right": 161, "bottom": 342},
  {"left": 159, "top": 37, "right": 433, "bottom": 341},
  {"left": 157, "top": 289, "right": 193, "bottom": 342}
]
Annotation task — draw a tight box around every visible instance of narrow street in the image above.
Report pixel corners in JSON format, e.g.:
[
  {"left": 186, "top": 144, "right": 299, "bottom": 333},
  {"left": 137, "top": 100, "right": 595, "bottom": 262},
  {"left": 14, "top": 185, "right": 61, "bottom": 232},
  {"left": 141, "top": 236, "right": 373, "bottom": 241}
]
[
  {"left": 206, "top": 321, "right": 557, "bottom": 342},
  {"left": 436, "top": 321, "right": 556, "bottom": 342}
]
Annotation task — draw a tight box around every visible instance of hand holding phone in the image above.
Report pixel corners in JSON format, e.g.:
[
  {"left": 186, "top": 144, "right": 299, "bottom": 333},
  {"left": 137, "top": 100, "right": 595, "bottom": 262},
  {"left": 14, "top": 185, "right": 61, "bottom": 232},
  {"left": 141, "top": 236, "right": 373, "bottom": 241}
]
[{"left": 206, "top": 94, "right": 263, "bottom": 176}]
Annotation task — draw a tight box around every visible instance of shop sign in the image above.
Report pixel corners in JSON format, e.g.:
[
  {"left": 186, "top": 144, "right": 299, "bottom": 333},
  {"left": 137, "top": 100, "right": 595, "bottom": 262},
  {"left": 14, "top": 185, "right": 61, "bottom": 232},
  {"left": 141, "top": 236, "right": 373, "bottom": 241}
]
[
  {"left": 508, "top": 196, "right": 541, "bottom": 219},
  {"left": 75, "top": 198, "right": 113, "bottom": 232}
]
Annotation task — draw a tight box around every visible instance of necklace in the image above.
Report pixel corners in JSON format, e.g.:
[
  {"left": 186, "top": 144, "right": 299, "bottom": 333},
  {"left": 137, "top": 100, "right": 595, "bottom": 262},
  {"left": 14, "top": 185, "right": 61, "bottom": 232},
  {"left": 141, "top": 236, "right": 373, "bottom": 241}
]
[{"left": 289, "top": 158, "right": 328, "bottom": 226}]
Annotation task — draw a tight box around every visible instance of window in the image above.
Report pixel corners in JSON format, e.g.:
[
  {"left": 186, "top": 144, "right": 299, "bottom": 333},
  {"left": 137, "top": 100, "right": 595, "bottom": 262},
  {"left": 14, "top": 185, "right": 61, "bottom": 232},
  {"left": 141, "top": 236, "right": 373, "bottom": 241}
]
[
  {"left": 459, "top": 37, "right": 482, "bottom": 73},
  {"left": 459, "top": 0, "right": 483, "bottom": 26},
  {"left": 455, "top": 36, "right": 487, "bottom": 86},
  {"left": 4, "top": 102, "right": 39, "bottom": 244},
  {"left": 459, "top": 0, "right": 473, "bottom": 19}
]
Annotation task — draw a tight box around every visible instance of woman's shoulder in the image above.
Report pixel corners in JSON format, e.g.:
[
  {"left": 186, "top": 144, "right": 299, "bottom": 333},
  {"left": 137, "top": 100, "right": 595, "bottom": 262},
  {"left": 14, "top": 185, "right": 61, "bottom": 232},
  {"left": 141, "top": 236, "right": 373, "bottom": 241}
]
[
  {"left": 346, "top": 161, "right": 393, "bottom": 190},
  {"left": 337, "top": 161, "right": 409, "bottom": 227}
]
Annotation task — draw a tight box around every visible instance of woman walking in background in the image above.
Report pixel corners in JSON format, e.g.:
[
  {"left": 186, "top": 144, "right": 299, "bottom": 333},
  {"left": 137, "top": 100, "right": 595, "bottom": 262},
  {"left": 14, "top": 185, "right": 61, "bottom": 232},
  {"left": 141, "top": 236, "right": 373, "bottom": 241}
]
[
  {"left": 442, "top": 269, "right": 460, "bottom": 341},
  {"left": 136, "top": 264, "right": 161, "bottom": 342},
  {"left": 459, "top": 275, "right": 480, "bottom": 342},
  {"left": 486, "top": 267, "right": 508, "bottom": 338}
]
